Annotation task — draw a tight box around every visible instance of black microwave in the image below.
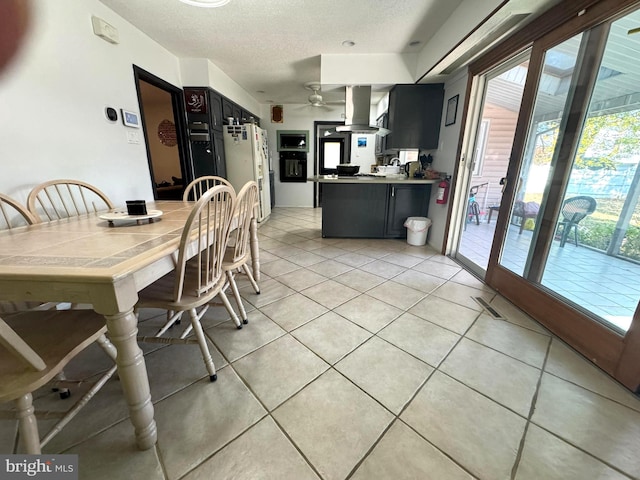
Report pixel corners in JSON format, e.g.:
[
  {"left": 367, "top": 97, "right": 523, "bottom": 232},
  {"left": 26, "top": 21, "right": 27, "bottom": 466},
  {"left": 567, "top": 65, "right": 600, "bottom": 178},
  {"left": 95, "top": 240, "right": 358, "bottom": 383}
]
[{"left": 277, "top": 130, "right": 309, "bottom": 152}]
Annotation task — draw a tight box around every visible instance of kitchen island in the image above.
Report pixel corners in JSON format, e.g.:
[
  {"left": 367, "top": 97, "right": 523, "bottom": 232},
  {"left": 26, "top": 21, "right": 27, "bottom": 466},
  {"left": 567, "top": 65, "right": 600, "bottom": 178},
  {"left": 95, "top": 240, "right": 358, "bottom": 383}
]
[{"left": 311, "top": 175, "right": 437, "bottom": 238}]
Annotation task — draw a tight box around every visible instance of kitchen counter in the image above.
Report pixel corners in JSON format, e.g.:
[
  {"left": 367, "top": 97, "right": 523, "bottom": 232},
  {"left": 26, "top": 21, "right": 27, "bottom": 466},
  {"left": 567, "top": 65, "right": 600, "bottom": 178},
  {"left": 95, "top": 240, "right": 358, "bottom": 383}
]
[
  {"left": 310, "top": 175, "right": 437, "bottom": 184},
  {"left": 317, "top": 178, "right": 433, "bottom": 238}
]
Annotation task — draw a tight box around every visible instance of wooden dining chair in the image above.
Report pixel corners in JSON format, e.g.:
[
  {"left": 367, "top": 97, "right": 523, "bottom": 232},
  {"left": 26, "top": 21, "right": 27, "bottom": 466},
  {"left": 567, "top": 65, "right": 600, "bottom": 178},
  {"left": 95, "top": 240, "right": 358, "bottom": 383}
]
[
  {"left": 181, "top": 175, "right": 254, "bottom": 324},
  {"left": 183, "top": 175, "right": 233, "bottom": 202},
  {"left": 27, "top": 179, "right": 114, "bottom": 222},
  {"left": 0, "top": 310, "right": 117, "bottom": 454},
  {"left": 0, "top": 192, "right": 37, "bottom": 230},
  {"left": 0, "top": 194, "right": 53, "bottom": 314},
  {"left": 222, "top": 181, "right": 260, "bottom": 324},
  {"left": 136, "top": 185, "right": 237, "bottom": 382}
]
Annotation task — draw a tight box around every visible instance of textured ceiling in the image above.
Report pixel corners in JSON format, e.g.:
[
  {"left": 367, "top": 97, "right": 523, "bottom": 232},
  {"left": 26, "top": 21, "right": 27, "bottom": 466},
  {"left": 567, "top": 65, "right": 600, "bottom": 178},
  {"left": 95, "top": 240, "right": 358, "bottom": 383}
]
[
  {"left": 99, "top": 0, "right": 464, "bottom": 104},
  {"left": 98, "top": 0, "right": 562, "bottom": 106}
]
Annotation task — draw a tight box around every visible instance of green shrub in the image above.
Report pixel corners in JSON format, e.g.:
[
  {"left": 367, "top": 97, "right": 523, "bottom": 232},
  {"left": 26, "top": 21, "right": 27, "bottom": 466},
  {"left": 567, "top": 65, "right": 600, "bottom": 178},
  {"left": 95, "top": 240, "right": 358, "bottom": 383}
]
[
  {"left": 620, "top": 226, "right": 640, "bottom": 261},
  {"left": 578, "top": 217, "right": 640, "bottom": 261},
  {"left": 579, "top": 218, "right": 613, "bottom": 251}
]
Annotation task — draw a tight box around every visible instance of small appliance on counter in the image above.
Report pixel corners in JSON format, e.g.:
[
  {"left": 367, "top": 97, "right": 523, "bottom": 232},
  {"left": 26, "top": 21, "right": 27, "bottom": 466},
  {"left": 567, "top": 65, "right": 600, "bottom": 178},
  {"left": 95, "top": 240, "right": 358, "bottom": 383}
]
[
  {"left": 337, "top": 164, "right": 360, "bottom": 176},
  {"left": 404, "top": 161, "right": 421, "bottom": 178}
]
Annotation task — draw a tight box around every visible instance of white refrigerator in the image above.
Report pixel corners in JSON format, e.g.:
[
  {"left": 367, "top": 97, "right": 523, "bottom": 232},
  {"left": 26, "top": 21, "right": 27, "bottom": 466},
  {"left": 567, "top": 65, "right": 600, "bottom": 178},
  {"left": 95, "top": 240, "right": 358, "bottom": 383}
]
[{"left": 223, "top": 124, "right": 272, "bottom": 223}]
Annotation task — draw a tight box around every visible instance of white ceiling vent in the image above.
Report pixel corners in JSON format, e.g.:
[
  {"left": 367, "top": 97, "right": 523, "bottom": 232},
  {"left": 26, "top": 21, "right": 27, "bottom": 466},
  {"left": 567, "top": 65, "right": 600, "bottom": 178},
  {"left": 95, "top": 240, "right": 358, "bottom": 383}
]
[{"left": 436, "top": 12, "right": 530, "bottom": 76}]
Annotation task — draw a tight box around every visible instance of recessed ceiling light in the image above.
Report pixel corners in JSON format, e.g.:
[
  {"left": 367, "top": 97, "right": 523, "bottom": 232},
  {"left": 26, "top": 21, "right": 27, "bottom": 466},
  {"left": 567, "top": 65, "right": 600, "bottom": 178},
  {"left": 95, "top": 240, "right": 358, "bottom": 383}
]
[
  {"left": 341, "top": 40, "right": 355, "bottom": 47},
  {"left": 178, "top": 0, "right": 231, "bottom": 7},
  {"left": 409, "top": 40, "right": 421, "bottom": 47}
]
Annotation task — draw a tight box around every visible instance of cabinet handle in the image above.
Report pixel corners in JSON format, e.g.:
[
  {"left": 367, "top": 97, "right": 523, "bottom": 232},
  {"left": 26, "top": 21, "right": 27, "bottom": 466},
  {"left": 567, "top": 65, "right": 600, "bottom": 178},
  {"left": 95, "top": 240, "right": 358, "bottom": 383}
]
[{"left": 391, "top": 186, "right": 395, "bottom": 197}]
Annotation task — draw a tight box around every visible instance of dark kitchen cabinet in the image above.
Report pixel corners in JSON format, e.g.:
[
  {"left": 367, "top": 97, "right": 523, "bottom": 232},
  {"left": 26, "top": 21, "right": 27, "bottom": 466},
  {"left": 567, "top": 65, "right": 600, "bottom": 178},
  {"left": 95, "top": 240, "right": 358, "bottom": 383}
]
[
  {"left": 375, "top": 113, "right": 388, "bottom": 155},
  {"left": 190, "top": 131, "right": 226, "bottom": 179},
  {"left": 321, "top": 182, "right": 432, "bottom": 238},
  {"left": 212, "top": 130, "right": 227, "bottom": 178},
  {"left": 322, "top": 183, "right": 388, "bottom": 238},
  {"left": 241, "top": 110, "right": 260, "bottom": 126},
  {"left": 385, "top": 84, "right": 444, "bottom": 151},
  {"left": 232, "top": 104, "right": 242, "bottom": 122},
  {"left": 384, "top": 184, "right": 431, "bottom": 238},
  {"left": 191, "top": 141, "right": 215, "bottom": 178},
  {"left": 186, "top": 86, "right": 260, "bottom": 182},
  {"left": 222, "top": 98, "right": 234, "bottom": 123},
  {"left": 208, "top": 90, "right": 224, "bottom": 131},
  {"left": 222, "top": 99, "right": 245, "bottom": 124}
]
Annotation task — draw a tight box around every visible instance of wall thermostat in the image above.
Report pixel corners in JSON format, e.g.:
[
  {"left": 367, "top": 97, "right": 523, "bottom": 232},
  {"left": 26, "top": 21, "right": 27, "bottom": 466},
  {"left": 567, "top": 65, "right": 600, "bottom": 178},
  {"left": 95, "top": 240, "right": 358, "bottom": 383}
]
[{"left": 105, "top": 107, "right": 118, "bottom": 122}]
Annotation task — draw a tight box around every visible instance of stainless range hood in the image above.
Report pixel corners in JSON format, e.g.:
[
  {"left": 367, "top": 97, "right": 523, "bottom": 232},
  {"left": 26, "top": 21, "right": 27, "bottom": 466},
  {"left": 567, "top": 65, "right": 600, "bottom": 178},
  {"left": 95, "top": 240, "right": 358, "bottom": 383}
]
[{"left": 325, "top": 85, "right": 390, "bottom": 137}]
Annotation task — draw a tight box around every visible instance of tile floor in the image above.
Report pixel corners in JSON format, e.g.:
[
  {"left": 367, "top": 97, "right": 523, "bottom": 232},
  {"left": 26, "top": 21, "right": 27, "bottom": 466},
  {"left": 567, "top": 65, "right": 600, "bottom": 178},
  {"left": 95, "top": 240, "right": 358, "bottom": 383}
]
[{"left": 2, "top": 207, "right": 640, "bottom": 480}]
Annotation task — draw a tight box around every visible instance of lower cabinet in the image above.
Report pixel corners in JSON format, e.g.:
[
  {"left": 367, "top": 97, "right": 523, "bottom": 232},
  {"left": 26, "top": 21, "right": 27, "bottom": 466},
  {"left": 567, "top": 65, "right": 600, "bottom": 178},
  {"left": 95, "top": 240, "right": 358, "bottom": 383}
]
[
  {"left": 385, "top": 184, "right": 431, "bottom": 237},
  {"left": 321, "top": 183, "right": 431, "bottom": 238},
  {"left": 322, "top": 183, "right": 388, "bottom": 238}
]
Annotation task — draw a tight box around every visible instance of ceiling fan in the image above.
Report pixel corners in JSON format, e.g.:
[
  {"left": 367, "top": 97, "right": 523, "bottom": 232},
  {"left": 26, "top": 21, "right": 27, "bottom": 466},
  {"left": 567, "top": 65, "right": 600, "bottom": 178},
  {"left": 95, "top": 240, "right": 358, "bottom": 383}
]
[
  {"left": 303, "top": 82, "right": 344, "bottom": 108},
  {"left": 304, "top": 82, "right": 327, "bottom": 107}
]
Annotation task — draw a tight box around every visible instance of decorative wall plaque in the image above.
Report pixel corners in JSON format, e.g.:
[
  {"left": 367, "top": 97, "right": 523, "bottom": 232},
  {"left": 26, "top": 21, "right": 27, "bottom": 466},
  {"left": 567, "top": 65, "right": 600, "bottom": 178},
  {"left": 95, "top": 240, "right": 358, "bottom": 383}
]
[
  {"left": 271, "top": 104, "right": 283, "bottom": 123},
  {"left": 184, "top": 88, "right": 207, "bottom": 114},
  {"left": 157, "top": 119, "right": 177, "bottom": 147}
]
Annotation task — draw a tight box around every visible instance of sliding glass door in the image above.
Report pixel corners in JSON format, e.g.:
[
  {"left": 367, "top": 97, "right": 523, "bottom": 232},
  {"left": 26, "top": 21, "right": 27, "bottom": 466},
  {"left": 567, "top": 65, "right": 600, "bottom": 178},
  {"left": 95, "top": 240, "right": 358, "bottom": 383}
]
[
  {"left": 456, "top": 54, "right": 529, "bottom": 275},
  {"left": 538, "top": 13, "right": 640, "bottom": 334},
  {"left": 480, "top": 1, "right": 640, "bottom": 390}
]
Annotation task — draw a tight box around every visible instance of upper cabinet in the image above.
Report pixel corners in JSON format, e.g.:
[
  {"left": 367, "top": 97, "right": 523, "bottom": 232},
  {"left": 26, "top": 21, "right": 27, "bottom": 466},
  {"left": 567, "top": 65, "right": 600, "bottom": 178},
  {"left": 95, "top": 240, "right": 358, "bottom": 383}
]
[
  {"left": 207, "top": 90, "right": 224, "bottom": 131},
  {"left": 222, "top": 98, "right": 234, "bottom": 124},
  {"left": 375, "top": 112, "right": 388, "bottom": 155},
  {"left": 385, "top": 84, "right": 445, "bottom": 151},
  {"left": 184, "top": 86, "right": 260, "bottom": 182}
]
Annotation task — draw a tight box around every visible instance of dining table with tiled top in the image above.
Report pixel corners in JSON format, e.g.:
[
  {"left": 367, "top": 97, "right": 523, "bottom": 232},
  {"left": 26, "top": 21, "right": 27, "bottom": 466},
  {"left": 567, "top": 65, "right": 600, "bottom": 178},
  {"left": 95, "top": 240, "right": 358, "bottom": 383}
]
[{"left": 0, "top": 200, "right": 260, "bottom": 450}]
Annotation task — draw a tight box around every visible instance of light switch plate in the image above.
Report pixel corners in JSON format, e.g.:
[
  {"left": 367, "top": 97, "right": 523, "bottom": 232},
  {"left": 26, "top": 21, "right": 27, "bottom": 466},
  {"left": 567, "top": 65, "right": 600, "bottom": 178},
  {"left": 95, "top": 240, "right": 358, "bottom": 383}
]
[{"left": 126, "top": 131, "right": 140, "bottom": 144}]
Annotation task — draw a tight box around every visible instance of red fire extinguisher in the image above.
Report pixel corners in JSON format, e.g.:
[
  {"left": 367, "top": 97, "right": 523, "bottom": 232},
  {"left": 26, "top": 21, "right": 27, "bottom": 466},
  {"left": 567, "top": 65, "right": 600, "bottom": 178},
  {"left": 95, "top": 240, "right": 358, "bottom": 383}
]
[{"left": 436, "top": 176, "right": 450, "bottom": 204}]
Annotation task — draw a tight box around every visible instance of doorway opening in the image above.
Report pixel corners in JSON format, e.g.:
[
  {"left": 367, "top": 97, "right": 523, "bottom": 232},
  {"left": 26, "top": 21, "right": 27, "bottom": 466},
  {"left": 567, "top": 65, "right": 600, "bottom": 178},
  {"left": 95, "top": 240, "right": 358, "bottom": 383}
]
[
  {"left": 313, "top": 121, "right": 350, "bottom": 207},
  {"left": 133, "top": 66, "right": 191, "bottom": 200}
]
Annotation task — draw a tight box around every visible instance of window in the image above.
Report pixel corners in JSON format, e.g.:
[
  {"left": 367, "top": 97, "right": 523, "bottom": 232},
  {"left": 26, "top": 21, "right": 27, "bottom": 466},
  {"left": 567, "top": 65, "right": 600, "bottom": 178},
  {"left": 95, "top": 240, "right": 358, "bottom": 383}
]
[{"left": 399, "top": 149, "right": 419, "bottom": 163}]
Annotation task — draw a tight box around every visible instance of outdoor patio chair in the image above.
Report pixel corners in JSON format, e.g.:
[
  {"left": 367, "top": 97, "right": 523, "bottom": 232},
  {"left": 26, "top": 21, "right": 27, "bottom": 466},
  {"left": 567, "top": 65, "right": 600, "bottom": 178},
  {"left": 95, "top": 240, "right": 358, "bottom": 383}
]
[
  {"left": 513, "top": 200, "right": 539, "bottom": 234},
  {"left": 557, "top": 195, "right": 597, "bottom": 247}
]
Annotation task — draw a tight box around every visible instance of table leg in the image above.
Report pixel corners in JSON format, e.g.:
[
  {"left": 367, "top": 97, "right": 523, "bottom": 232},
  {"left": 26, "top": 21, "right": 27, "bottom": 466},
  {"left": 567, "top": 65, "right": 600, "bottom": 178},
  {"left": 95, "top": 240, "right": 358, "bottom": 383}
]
[
  {"left": 104, "top": 308, "right": 157, "bottom": 450},
  {"left": 249, "top": 216, "right": 260, "bottom": 282}
]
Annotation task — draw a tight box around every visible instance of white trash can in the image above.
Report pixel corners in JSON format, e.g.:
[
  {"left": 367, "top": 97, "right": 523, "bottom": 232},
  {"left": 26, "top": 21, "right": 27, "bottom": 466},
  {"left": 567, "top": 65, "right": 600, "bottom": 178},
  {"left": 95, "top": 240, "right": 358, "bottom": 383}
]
[{"left": 404, "top": 217, "right": 431, "bottom": 246}]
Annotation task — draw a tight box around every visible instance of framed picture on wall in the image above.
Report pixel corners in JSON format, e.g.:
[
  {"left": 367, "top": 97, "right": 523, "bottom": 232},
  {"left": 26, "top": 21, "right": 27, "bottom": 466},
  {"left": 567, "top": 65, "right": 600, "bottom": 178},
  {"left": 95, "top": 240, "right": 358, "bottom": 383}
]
[
  {"left": 184, "top": 88, "right": 207, "bottom": 114},
  {"left": 445, "top": 95, "right": 459, "bottom": 126},
  {"left": 271, "top": 104, "right": 283, "bottom": 123}
]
